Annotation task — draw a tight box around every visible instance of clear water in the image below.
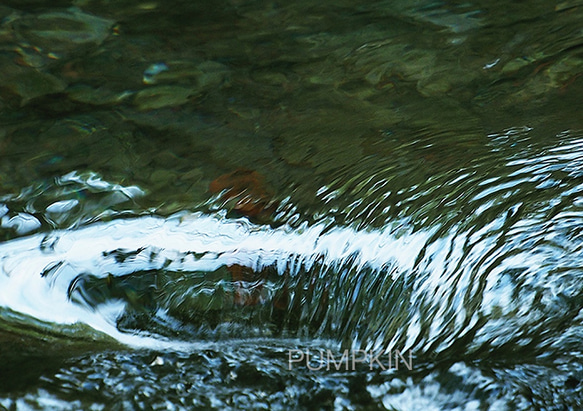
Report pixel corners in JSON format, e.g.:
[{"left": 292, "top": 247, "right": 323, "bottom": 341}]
[{"left": 1, "top": 0, "right": 583, "bottom": 409}]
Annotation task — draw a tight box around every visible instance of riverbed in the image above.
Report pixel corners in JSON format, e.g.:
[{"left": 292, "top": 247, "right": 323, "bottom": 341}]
[{"left": 1, "top": 0, "right": 583, "bottom": 409}]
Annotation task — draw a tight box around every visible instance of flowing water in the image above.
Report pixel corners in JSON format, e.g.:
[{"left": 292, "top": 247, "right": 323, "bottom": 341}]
[{"left": 1, "top": 0, "right": 583, "bottom": 409}]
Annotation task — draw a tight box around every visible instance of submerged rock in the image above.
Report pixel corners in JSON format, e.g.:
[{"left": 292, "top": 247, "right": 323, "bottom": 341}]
[
  {"left": 209, "top": 168, "right": 276, "bottom": 221},
  {"left": 11, "top": 8, "right": 114, "bottom": 55},
  {"left": 67, "top": 84, "right": 132, "bottom": 106},
  {"left": 136, "top": 60, "right": 230, "bottom": 110},
  {"left": 133, "top": 85, "right": 194, "bottom": 110},
  {"left": 0, "top": 57, "right": 66, "bottom": 105},
  {"left": 142, "top": 60, "right": 230, "bottom": 88}
]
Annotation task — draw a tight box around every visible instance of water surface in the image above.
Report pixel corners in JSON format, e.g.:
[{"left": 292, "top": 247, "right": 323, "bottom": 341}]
[{"left": 1, "top": 0, "right": 583, "bottom": 409}]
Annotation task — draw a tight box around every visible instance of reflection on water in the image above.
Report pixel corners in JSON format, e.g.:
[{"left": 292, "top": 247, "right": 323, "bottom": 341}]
[{"left": 1, "top": 0, "right": 583, "bottom": 409}]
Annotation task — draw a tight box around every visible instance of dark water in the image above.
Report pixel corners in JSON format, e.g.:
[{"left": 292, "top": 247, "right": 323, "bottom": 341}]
[{"left": 1, "top": 0, "right": 583, "bottom": 409}]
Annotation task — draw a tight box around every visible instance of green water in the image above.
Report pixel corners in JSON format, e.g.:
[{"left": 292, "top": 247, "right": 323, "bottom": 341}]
[{"left": 1, "top": 0, "right": 583, "bottom": 409}]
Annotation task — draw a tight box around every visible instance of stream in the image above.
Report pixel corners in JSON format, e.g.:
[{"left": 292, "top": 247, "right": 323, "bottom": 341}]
[{"left": 1, "top": 0, "right": 583, "bottom": 409}]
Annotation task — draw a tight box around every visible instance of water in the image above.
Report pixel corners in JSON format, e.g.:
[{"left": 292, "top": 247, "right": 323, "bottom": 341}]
[{"left": 1, "top": 0, "right": 583, "bottom": 409}]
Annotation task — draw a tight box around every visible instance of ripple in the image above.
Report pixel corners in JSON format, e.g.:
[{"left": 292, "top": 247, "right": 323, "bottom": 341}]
[{"left": 2, "top": 127, "right": 583, "bottom": 407}]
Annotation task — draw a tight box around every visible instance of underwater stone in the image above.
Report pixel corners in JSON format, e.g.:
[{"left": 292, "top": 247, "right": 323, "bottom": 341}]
[
  {"left": 12, "top": 8, "right": 114, "bottom": 54},
  {"left": 150, "top": 169, "right": 177, "bottom": 187},
  {"left": 141, "top": 60, "right": 229, "bottom": 90},
  {"left": 133, "top": 85, "right": 194, "bottom": 110},
  {"left": 0, "top": 59, "right": 66, "bottom": 105},
  {"left": 67, "top": 85, "right": 131, "bottom": 106}
]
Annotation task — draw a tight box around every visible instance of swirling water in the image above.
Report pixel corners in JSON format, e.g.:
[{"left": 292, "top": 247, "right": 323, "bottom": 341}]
[{"left": 1, "top": 0, "right": 583, "bottom": 409}]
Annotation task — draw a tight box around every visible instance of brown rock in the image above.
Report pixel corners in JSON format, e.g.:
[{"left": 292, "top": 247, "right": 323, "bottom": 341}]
[{"left": 209, "top": 168, "right": 275, "bottom": 220}]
